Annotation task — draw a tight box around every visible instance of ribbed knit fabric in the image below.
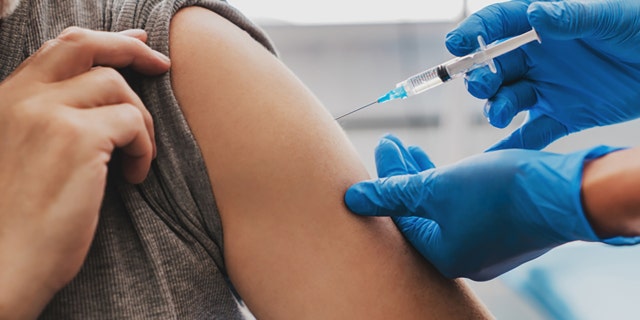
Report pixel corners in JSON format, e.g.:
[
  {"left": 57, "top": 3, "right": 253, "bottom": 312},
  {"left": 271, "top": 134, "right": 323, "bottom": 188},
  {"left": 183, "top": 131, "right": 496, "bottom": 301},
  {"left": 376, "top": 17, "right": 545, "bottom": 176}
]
[{"left": 0, "top": 0, "right": 275, "bottom": 318}]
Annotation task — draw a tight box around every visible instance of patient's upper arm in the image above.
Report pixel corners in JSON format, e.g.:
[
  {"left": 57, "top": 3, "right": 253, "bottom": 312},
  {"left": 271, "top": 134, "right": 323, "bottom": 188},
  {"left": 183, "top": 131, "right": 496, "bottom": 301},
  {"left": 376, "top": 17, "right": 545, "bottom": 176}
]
[{"left": 169, "top": 7, "right": 490, "bottom": 319}]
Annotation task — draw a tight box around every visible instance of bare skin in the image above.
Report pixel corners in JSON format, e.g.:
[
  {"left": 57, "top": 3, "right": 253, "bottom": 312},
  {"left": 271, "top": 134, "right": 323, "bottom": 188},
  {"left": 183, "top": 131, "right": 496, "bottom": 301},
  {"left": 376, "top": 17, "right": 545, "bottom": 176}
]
[
  {"left": 582, "top": 147, "right": 640, "bottom": 238},
  {"left": 0, "top": 28, "right": 170, "bottom": 319},
  {"left": 170, "top": 7, "right": 491, "bottom": 319}
]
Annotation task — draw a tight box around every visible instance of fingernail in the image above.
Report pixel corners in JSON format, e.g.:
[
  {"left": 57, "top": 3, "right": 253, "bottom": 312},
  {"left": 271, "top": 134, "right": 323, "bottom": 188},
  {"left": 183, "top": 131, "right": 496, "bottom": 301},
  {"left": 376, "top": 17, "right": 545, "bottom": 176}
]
[{"left": 154, "top": 50, "right": 171, "bottom": 63}]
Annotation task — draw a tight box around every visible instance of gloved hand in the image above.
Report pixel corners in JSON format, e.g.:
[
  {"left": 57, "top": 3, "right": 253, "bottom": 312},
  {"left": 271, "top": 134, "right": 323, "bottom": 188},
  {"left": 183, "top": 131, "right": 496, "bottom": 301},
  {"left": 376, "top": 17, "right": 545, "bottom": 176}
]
[
  {"left": 445, "top": 0, "right": 640, "bottom": 150},
  {"left": 345, "top": 134, "right": 638, "bottom": 280}
]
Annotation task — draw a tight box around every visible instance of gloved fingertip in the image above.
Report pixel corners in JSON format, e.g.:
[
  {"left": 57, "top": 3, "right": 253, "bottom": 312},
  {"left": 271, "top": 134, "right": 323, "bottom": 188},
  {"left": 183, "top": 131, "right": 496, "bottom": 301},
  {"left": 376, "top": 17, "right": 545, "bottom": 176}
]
[
  {"left": 381, "top": 133, "right": 397, "bottom": 140},
  {"left": 344, "top": 183, "right": 379, "bottom": 216},
  {"left": 527, "top": 1, "right": 569, "bottom": 39},
  {"left": 466, "top": 70, "right": 498, "bottom": 99},
  {"left": 528, "top": 1, "right": 562, "bottom": 20},
  {"left": 485, "top": 99, "right": 512, "bottom": 129},
  {"left": 376, "top": 136, "right": 395, "bottom": 149},
  {"left": 445, "top": 32, "right": 473, "bottom": 56},
  {"left": 380, "top": 133, "right": 403, "bottom": 147}
]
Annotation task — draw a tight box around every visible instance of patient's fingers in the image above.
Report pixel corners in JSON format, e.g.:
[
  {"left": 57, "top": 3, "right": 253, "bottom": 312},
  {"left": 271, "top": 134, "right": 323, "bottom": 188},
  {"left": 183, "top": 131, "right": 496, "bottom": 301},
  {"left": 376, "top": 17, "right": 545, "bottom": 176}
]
[
  {"left": 85, "top": 103, "right": 153, "bottom": 184},
  {"left": 52, "top": 67, "right": 156, "bottom": 158},
  {"left": 22, "top": 27, "right": 170, "bottom": 82}
]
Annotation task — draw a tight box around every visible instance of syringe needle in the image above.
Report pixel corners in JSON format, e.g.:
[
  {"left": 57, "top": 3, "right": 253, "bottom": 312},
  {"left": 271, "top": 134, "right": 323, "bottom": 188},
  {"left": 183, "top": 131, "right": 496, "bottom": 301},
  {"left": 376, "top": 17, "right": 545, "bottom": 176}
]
[{"left": 334, "top": 100, "right": 378, "bottom": 121}]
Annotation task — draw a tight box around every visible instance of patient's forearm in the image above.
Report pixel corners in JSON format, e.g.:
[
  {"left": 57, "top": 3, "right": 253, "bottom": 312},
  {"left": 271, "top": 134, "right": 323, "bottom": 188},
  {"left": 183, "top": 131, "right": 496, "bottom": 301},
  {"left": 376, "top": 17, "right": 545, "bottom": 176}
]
[
  {"left": 582, "top": 147, "right": 640, "bottom": 238},
  {"left": 170, "top": 7, "right": 490, "bottom": 319}
]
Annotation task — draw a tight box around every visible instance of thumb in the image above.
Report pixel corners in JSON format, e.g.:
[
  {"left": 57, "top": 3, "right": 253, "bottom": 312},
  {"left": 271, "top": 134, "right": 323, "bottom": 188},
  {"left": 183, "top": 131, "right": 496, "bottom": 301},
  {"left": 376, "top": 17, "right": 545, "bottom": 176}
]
[
  {"left": 527, "top": 1, "right": 624, "bottom": 40},
  {"left": 486, "top": 113, "right": 569, "bottom": 151},
  {"left": 345, "top": 173, "right": 431, "bottom": 217}
]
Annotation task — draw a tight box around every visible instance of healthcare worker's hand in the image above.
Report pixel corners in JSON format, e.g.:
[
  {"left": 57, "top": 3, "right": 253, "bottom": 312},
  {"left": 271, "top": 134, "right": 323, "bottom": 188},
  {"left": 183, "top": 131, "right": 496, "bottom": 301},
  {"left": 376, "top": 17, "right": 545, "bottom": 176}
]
[
  {"left": 0, "top": 28, "right": 170, "bottom": 319},
  {"left": 344, "top": 134, "right": 636, "bottom": 280},
  {"left": 445, "top": 0, "right": 640, "bottom": 150}
]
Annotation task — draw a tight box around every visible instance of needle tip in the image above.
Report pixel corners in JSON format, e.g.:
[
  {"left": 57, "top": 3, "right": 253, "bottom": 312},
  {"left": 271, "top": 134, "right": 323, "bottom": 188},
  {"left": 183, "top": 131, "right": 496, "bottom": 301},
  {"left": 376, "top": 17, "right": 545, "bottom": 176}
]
[{"left": 334, "top": 100, "right": 378, "bottom": 121}]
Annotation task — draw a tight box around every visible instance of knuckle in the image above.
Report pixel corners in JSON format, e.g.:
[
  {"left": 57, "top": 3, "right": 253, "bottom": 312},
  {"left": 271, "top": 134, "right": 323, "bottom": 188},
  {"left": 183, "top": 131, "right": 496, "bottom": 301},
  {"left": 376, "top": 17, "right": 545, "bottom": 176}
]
[
  {"left": 124, "top": 35, "right": 146, "bottom": 50},
  {"left": 57, "top": 26, "right": 87, "bottom": 42},
  {"left": 111, "top": 103, "right": 144, "bottom": 125},
  {"left": 117, "top": 104, "right": 148, "bottom": 133},
  {"left": 34, "top": 38, "right": 65, "bottom": 59},
  {"left": 55, "top": 27, "right": 94, "bottom": 59},
  {"left": 96, "top": 67, "right": 128, "bottom": 88},
  {"left": 15, "top": 102, "right": 84, "bottom": 141},
  {"left": 40, "top": 38, "right": 60, "bottom": 50},
  {"left": 12, "top": 99, "right": 47, "bottom": 124},
  {"left": 95, "top": 68, "right": 146, "bottom": 108},
  {"left": 45, "top": 111, "right": 86, "bottom": 141},
  {"left": 122, "top": 103, "right": 145, "bottom": 123}
]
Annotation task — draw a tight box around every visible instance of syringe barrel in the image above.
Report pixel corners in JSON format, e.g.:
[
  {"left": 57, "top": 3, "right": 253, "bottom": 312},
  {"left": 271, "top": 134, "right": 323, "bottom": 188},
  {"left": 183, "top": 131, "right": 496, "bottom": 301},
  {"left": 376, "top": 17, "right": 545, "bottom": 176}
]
[
  {"left": 391, "top": 29, "right": 540, "bottom": 101},
  {"left": 397, "top": 64, "right": 450, "bottom": 97},
  {"left": 484, "top": 29, "right": 540, "bottom": 59}
]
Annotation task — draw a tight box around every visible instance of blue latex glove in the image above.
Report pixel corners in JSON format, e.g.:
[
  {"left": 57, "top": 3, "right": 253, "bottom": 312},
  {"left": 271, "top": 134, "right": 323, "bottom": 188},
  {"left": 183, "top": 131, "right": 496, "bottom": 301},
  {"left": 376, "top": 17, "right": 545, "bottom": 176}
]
[
  {"left": 445, "top": 0, "right": 640, "bottom": 150},
  {"left": 345, "top": 134, "right": 638, "bottom": 280}
]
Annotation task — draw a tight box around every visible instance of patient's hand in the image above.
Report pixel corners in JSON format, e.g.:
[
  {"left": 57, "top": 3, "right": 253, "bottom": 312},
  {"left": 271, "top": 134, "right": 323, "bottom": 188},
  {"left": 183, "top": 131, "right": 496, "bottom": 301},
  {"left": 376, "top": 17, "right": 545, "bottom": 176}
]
[{"left": 0, "top": 28, "right": 169, "bottom": 319}]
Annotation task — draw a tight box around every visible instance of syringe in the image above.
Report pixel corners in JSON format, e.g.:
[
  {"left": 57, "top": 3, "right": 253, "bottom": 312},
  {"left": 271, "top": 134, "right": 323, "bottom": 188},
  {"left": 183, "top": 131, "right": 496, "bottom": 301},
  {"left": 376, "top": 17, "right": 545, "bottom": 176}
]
[{"left": 334, "top": 29, "right": 541, "bottom": 120}]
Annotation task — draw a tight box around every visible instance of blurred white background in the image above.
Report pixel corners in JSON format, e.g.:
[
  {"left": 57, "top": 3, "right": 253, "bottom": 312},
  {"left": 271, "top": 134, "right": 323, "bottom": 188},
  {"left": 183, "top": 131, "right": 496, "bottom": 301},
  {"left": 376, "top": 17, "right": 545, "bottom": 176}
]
[
  {"left": 230, "top": 0, "right": 497, "bottom": 24},
  {"left": 227, "top": 1, "right": 640, "bottom": 319}
]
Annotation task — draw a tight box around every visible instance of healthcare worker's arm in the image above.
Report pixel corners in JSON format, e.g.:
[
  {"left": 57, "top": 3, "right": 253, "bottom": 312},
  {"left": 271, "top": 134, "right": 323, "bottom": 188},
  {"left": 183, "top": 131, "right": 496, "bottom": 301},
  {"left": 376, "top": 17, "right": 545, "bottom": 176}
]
[
  {"left": 169, "top": 7, "right": 491, "bottom": 319},
  {"left": 0, "top": 28, "right": 169, "bottom": 319},
  {"left": 446, "top": 0, "right": 640, "bottom": 150},
  {"left": 345, "top": 134, "right": 640, "bottom": 281}
]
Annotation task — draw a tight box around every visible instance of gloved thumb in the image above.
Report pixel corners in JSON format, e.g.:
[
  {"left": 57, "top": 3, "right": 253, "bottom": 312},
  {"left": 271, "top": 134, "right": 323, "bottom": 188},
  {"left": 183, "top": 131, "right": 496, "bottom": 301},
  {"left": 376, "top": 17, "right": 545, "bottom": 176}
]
[
  {"left": 344, "top": 174, "right": 430, "bottom": 217},
  {"left": 527, "top": 1, "right": 622, "bottom": 40},
  {"left": 486, "top": 113, "right": 569, "bottom": 151}
]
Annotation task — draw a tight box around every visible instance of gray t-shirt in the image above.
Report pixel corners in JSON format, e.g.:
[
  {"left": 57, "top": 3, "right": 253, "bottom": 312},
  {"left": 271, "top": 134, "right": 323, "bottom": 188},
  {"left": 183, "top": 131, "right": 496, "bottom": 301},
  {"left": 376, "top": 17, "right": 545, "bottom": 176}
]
[{"left": 0, "top": 0, "right": 275, "bottom": 318}]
